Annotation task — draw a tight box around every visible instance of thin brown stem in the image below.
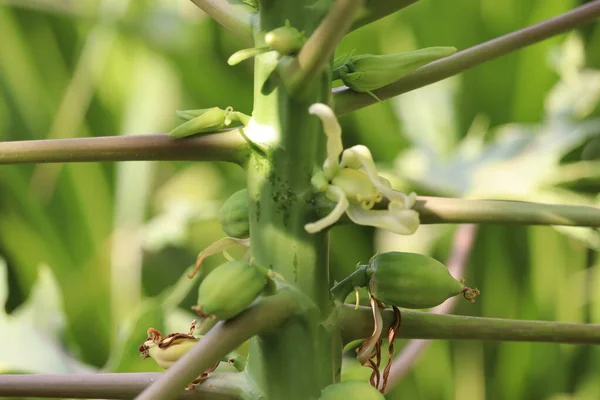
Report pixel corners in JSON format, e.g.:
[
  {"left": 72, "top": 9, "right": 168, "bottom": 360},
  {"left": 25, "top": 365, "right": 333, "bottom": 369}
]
[
  {"left": 0, "top": 372, "right": 242, "bottom": 399},
  {"left": 334, "top": 0, "right": 600, "bottom": 115},
  {"left": 415, "top": 196, "right": 600, "bottom": 227},
  {"left": 0, "top": 130, "right": 250, "bottom": 165}
]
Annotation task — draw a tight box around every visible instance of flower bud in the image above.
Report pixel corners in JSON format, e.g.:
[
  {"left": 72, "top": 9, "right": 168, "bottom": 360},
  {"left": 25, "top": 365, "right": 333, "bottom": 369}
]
[
  {"left": 264, "top": 22, "right": 306, "bottom": 55},
  {"left": 169, "top": 107, "right": 236, "bottom": 138},
  {"left": 335, "top": 47, "right": 457, "bottom": 96}
]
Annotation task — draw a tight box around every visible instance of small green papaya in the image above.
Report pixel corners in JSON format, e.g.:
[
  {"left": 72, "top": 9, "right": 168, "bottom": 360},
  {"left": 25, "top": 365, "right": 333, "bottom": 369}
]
[
  {"left": 195, "top": 261, "right": 268, "bottom": 321},
  {"left": 219, "top": 189, "right": 250, "bottom": 238},
  {"left": 319, "top": 380, "right": 385, "bottom": 400},
  {"left": 367, "top": 252, "right": 479, "bottom": 309}
]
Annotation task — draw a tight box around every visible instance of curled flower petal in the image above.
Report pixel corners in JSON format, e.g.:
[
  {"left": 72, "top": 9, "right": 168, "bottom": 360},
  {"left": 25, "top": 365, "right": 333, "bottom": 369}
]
[
  {"left": 305, "top": 185, "right": 349, "bottom": 233},
  {"left": 346, "top": 201, "right": 420, "bottom": 235},
  {"left": 188, "top": 237, "right": 251, "bottom": 279},
  {"left": 309, "top": 103, "right": 343, "bottom": 179},
  {"left": 356, "top": 296, "right": 384, "bottom": 365}
]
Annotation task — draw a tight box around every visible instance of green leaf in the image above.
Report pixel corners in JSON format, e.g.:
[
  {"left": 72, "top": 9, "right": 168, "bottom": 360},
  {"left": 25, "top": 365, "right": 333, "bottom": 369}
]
[{"left": 0, "top": 257, "right": 95, "bottom": 374}]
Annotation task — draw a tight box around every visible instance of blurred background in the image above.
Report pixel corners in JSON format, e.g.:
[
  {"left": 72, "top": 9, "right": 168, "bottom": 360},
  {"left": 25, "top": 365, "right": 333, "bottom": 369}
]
[{"left": 0, "top": 0, "right": 599, "bottom": 399}]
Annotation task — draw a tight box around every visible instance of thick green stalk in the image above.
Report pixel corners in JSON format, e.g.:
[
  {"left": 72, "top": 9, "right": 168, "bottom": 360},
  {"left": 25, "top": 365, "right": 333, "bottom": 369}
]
[
  {"left": 244, "top": 3, "right": 339, "bottom": 399},
  {"left": 339, "top": 305, "right": 600, "bottom": 345}
]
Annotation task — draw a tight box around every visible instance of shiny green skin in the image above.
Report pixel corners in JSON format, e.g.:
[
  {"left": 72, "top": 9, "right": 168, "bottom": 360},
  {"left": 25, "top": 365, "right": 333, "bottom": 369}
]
[
  {"left": 219, "top": 189, "right": 250, "bottom": 238},
  {"left": 319, "top": 380, "right": 385, "bottom": 400},
  {"left": 367, "top": 252, "right": 463, "bottom": 309},
  {"left": 197, "top": 261, "right": 267, "bottom": 320}
]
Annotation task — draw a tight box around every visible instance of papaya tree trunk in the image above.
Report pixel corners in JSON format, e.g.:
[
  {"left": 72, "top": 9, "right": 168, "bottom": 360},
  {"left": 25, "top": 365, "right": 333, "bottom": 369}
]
[{"left": 245, "top": 3, "right": 339, "bottom": 399}]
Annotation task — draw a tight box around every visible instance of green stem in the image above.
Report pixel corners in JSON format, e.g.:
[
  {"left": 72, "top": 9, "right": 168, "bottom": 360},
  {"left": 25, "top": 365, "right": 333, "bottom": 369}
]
[
  {"left": 339, "top": 305, "right": 600, "bottom": 345},
  {"left": 334, "top": 0, "right": 600, "bottom": 115},
  {"left": 0, "top": 131, "right": 249, "bottom": 165},
  {"left": 316, "top": 194, "right": 600, "bottom": 227},
  {"left": 414, "top": 196, "right": 600, "bottom": 227},
  {"left": 135, "top": 291, "right": 296, "bottom": 400},
  {"left": 351, "top": 0, "right": 418, "bottom": 31},
  {"left": 189, "top": 0, "right": 256, "bottom": 44},
  {"left": 0, "top": 372, "right": 241, "bottom": 399},
  {"left": 282, "top": 0, "right": 364, "bottom": 94},
  {"left": 330, "top": 265, "right": 369, "bottom": 304}
]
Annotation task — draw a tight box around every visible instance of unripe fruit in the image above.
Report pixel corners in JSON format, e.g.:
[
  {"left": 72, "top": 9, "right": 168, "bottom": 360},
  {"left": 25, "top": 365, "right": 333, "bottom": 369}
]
[
  {"left": 367, "top": 252, "right": 478, "bottom": 309},
  {"left": 195, "top": 261, "right": 268, "bottom": 320},
  {"left": 219, "top": 189, "right": 250, "bottom": 238},
  {"left": 319, "top": 380, "right": 385, "bottom": 400}
]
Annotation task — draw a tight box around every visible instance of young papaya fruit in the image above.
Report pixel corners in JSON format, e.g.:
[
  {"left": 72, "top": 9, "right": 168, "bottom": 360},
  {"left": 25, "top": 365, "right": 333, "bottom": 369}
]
[
  {"left": 367, "top": 252, "right": 479, "bottom": 309},
  {"left": 195, "top": 261, "right": 268, "bottom": 321},
  {"left": 219, "top": 189, "right": 250, "bottom": 238},
  {"left": 319, "top": 380, "right": 385, "bottom": 399}
]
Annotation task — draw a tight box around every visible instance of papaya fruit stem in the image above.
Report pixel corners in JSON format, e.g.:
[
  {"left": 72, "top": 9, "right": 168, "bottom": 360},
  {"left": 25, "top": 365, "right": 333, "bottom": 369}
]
[{"left": 330, "top": 264, "right": 369, "bottom": 305}]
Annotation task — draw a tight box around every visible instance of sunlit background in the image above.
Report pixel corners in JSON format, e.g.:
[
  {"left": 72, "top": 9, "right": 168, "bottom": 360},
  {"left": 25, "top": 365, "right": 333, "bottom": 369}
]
[{"left": 0, "top": 0, "right": 599, "bottom": 399}]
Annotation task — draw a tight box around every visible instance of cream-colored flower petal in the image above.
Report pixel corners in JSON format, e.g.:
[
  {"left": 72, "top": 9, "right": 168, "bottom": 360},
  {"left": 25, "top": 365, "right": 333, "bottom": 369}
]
[
  {"left": 309, "top": 103, "right": 343, "bottom": 179},
  {"left": 346, "top": 202, "right": 420, "bottom": 235},
  {"left": 342, "top": 145, "right": 416, "bottom": 205},
  {"left": 305, "top": 185, "right": 349, "bottom": 233}
]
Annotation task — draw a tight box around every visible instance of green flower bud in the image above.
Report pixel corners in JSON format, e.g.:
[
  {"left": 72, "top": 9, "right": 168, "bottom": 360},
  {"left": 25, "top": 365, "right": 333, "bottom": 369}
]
[
  {"left": 219, "top": 189, "right": 250, "bottom": 238},
  {"left": 335, "top": 47, "right": 457, "bottom": 98},
  {"left": 169, "top": 107, "right": 238, "bottom": 138},
  {"left": 319, "top": 380, "right": 385, "bottom": 400},
  {"left": 264, "top": 22, "right": 306, "bottom": 55},
  {"left": 194, "top": 261, "right": 269, "bottom": 321},
  {"left": 367, "top": 252, "right": 479, "bottom": 309}
]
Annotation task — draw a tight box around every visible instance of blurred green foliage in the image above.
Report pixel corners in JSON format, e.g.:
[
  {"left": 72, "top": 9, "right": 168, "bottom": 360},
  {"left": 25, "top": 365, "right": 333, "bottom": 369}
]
[{"left": 0, "top": 0, "right": 599, "bottom": 399}]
